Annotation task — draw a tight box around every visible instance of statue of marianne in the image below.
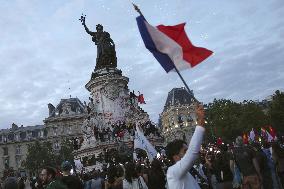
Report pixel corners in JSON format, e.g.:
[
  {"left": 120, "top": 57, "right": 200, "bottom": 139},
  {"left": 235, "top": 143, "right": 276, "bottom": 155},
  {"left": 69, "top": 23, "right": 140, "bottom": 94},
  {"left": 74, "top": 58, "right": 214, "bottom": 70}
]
[{"left": 80, "top": 15, "right": 117, "bottom": 70}]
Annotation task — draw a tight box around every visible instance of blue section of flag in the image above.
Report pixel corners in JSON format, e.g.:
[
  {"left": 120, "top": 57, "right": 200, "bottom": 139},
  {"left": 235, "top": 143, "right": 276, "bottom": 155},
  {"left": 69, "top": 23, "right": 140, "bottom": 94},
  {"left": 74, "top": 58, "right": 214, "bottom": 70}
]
[{"left": 136, "top": 16, "right": 175, "bottom": 72}]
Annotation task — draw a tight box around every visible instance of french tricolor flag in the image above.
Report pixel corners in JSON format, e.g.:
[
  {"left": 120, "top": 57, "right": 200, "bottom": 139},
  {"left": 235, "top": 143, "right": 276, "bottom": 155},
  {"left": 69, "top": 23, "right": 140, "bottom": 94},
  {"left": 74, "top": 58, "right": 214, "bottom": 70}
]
[{"left": 136, "top": 16, "right": 213, "bottom": 73}]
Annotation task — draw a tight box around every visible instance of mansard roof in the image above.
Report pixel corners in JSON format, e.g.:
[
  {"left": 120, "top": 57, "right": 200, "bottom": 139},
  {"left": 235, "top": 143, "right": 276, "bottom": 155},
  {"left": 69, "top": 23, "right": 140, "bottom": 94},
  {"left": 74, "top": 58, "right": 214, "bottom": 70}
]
[
  {"left": 163, "top": 87, "right": 195, "bottom": 111},
  {"left": 48, "top": 97, "right": 85, "bottom": 117},
  {"left": 0, "top": 124, "right": 44, "bottom": 134}
]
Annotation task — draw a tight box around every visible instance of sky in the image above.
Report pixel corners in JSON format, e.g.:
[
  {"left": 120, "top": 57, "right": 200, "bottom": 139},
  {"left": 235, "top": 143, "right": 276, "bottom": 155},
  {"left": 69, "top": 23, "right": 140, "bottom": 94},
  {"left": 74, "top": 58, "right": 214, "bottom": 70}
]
[{"left": 0, "top": 0, "right": 283, "bottom": 129}]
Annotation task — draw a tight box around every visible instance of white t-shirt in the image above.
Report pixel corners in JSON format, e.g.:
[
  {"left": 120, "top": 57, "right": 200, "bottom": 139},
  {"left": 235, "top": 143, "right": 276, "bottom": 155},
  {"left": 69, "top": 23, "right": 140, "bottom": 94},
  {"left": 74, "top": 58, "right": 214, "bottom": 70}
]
[
  {"left": 123, "top": 176, "right": 148, "bottom": 189},
  {"left": 167, "top": 126, "right": 205, "bottom": 189}
]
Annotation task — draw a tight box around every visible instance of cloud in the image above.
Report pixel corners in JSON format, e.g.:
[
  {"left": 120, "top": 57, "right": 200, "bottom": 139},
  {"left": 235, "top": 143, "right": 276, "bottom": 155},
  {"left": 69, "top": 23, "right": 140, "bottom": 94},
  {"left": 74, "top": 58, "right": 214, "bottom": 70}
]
[{"left": 0, "top": 0, "right": 284, "bottom": 128}]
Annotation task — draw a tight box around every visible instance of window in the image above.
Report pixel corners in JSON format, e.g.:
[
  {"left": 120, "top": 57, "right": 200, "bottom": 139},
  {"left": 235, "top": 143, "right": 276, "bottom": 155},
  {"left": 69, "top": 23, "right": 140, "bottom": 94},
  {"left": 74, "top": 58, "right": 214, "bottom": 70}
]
[
  {"left": 4, "top": 158, "right": 9, "bottom": 169},
  {"left": 32, "top": 131, "right": 38, "bottom": 138},
  {"left": 39, "top": 130, "right": 43, "bottom": 138},
  {"left": 3, "top": 147, "right": 8, "bottom": 156},
  {"left": 44, "top": 129, "right": 48, "bottom": 137},
  {"left": 53, "top": 128, "right": 57, "bottom": 136},
  {"left": 20, "top": 132, "right": 26, "bottom": 140},
  {"left": 15, "top": 156, "right": 21, "bottom": 168},
  {"left": 54, "top": 141, "right": 60, "bottom": 150},
  {"left": 15, "top": 145, "right": 21, "bottom": 155},
  {"left": 8, "top": 133, "right": 14, "bottom": 141},
  {"left": 15, "top": 134, "right": 19, "bottom": 141},
  {"left": 68, "top": 127, "right": 72, "bottom": 134},
  {"left": 178, "top": 115, "right": 183, "bottom": 124}
]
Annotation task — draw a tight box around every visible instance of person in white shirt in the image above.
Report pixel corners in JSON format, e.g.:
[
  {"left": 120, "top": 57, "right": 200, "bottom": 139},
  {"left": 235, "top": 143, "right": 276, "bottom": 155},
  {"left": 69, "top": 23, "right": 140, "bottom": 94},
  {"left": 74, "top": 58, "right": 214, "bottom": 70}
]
[
  {"left": 123, "top": 162, "right": 148, "bottom": 189},
  {"left": 165, "top": 105, "right": 205, "bottom": 189}
]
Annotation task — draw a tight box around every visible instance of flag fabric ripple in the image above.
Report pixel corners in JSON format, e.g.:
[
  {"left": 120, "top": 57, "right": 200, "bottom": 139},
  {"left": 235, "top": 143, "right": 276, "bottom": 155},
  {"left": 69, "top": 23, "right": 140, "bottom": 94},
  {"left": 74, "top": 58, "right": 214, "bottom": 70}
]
[{"left": 136, "top": 15, "right": 213, "bottom": 73}]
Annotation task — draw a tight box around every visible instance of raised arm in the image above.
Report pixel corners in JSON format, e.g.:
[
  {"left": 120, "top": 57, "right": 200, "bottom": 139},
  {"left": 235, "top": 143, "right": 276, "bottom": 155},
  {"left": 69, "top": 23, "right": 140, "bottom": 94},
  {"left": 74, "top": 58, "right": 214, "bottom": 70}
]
[
  {"left": 170, "top": 105, "right": 205, "bottom": 178},
  {"left": 80, "top": 15, "right": 95, "bottom": 36}
]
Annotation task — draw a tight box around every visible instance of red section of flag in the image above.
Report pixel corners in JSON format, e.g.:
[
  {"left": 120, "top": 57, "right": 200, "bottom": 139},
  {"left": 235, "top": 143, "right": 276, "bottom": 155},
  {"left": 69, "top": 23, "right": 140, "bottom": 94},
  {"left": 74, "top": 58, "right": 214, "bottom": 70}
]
[
  {"left": 157, "top": 23, "right": 213, "bottom": 67},
  {"left": 217, "top": 137, "right": 223, "bottom": 146},
  {"left": 243, "top": 133, "right": 249, "bottom": 144},
  {"left": 269, "top": 126, "right": 276, "bottom": 139},
  {"left": 138, "top": 94, "right": 146, "bottom": 104},
  {"left": 261, "top": 127, "right": 267, "bottom": 139}
]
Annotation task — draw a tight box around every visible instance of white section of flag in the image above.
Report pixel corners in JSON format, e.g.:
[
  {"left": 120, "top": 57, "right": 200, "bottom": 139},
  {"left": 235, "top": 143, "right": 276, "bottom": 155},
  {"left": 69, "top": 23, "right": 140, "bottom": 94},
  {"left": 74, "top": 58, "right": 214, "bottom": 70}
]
[
  {"left": 266, "top": 131, "right": 274, "bottom": 142},
  {"left": 249, "top": 129, "right": 255, "bottom": 141},
  {"left": 144, "top": 21, "right": 191, "bottom": 71},
  {"left": 74, "top": 159, "right": 83, "bottom": 172},
  {"left": 134, "top": 126, "right": 157, "bottom": 161}
]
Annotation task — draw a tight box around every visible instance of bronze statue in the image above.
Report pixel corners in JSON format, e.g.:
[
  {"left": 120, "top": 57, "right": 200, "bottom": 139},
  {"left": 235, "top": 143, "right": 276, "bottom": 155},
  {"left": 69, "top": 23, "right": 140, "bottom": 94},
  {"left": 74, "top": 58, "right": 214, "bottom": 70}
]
[{"left": 80, "top": 14, "right": 117, "bottom": 70}]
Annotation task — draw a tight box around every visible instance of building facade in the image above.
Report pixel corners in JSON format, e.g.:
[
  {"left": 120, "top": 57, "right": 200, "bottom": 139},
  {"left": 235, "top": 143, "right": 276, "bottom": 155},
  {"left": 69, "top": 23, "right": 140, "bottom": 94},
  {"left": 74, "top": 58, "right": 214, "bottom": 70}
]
[
  {"left": 160, "top": 87, "right": 199, "bottom": 143},
  {"left": 0, "top": 97, "right": 86, "bottom": 176}
]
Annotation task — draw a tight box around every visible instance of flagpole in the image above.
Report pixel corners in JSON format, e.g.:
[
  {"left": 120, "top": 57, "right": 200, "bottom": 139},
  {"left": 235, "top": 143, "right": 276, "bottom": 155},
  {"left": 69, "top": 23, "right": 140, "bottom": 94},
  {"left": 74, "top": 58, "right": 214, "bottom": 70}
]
[
  {"left": 172, "top": 65, "right": 199, "bottom": 103},
  {"left": 132, "top": 3, "right": 199, "bottom": 104},
  {"left": 132, "top": 3, "right": 144, "bottom": 18}
]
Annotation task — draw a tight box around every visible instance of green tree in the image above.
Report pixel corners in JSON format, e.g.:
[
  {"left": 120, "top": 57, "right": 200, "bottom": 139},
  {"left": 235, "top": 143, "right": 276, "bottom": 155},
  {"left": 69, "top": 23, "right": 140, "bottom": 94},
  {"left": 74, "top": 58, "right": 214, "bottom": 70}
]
[
  {"left": 24, "top": 141, "right": 56, "bottom": 175},
  {"left": 269, "top": 90, "right": 284, "bottom": 133},
  {"left": 205, "top": 99, "right": 242, "bottom": 141},
  {"left": 236, "top": 100, "right": 269, "bottom": 133},
  {"left": 55, "top": 139, "right": 74, "bottom": 165},
  {"left": 205, "top": 99, "right": 269, "bottom": 141}
]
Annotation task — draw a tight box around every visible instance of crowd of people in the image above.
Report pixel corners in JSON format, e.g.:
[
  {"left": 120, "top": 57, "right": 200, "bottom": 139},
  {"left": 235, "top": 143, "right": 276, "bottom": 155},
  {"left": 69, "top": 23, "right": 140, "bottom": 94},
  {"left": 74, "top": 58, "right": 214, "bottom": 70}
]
[
  {"left": 74, "top": 120, "right": 161, "bottom": 150},
  {"left": 2, "top": 105, "right": 284, "bottom": 189}
]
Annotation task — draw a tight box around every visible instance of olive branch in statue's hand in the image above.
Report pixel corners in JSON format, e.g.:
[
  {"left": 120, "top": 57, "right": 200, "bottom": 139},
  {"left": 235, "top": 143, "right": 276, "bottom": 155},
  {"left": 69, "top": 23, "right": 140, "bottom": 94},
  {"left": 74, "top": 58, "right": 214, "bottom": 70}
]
[{"left": 79, "top": 14, "right": 86, "bottom": 25}]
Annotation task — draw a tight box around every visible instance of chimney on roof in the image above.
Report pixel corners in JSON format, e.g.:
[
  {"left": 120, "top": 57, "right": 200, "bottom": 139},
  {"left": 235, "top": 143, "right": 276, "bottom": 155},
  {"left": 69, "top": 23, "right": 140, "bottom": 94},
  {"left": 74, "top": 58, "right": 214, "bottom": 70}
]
[
  {"left": 48, "top": 103, "right": 55, "bottom": 116},
  {"left": 11, "top": 123, "right": 18, "bottom": 130}
]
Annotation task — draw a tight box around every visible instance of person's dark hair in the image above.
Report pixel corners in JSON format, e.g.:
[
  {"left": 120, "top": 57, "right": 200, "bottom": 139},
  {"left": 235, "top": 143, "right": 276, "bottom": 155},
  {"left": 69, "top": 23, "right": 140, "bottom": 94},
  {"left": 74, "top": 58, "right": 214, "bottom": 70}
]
[
  {"left": 107, "top": 165, "right": 118, "bottom": 184},
  {"left": 150, "top": 159, "right": 163, "bottom": 171},
  {"left": 165, "top": 139, "right": 187, "bottom": 162},
  {"left": 3, "top": 177, "right": 18, "bottom": 189},
  {"left": 218, "top": 144, "right": 228, "bottom": 152},
  {"left": 124, "top": 162, "right": 138, "bottom": 183},
  {"left": 135, "top": 164, "right": 143, "bottom": 174},
  {"left": 43, "top": 166, "right": 56, "bottom": 179},
  {"left": 18, "top": 177, "right": 25, "bottom": 189},
  {"left": 148, "top": 159, "right": 166, "bottom": 189},
  {"left": 116, "top": 165, "right": 124, "bottom": 178},
  {"left": 61, "top": 161, "right": 72, "bottom": 172},
  {"left": 273, "top": 142, "right": 284, "bottom": 158}
]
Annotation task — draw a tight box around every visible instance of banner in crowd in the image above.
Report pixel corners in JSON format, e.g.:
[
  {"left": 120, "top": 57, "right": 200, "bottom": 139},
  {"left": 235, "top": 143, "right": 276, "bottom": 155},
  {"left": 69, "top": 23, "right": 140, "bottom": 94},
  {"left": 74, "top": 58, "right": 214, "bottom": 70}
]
[
  {"left": 134, "top": 126, "right": 157, "bottom": 161},
  {"left": 74, "top": 159, "right": 83, "bottom": 172}
]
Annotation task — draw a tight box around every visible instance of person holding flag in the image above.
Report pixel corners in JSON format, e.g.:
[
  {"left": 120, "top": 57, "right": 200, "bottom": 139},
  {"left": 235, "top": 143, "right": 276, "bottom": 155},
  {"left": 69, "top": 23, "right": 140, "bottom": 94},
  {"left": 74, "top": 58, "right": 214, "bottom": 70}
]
[
  {"left": 165, "top": 104, "right": 205, "bottom": 189},
  {"left": 132, "top": 4, "right": 211, "bottom": 188}
]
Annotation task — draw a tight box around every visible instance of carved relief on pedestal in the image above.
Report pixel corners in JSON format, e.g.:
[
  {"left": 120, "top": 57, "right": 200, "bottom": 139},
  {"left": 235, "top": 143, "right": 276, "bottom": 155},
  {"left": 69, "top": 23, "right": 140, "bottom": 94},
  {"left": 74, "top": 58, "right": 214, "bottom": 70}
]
[{"left": 102, "top": 83, "right": 120, "bottom": 101}]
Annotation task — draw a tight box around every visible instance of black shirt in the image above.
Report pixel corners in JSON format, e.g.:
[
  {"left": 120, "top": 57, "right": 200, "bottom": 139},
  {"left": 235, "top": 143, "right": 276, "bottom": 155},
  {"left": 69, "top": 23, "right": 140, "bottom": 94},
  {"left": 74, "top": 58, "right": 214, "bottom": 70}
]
[
  {"left": 231, "top": 146, "right": 257, "bottom": 176},
  {"left": 61, "top": 175, "right": 83, "bottom": 189}
]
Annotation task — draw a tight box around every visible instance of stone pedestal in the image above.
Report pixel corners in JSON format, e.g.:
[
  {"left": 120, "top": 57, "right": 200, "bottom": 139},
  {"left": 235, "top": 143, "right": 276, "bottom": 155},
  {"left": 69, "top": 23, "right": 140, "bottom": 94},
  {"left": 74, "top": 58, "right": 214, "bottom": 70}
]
[{"left": 85, "top": 68, "right": 129, "bottom": 124}]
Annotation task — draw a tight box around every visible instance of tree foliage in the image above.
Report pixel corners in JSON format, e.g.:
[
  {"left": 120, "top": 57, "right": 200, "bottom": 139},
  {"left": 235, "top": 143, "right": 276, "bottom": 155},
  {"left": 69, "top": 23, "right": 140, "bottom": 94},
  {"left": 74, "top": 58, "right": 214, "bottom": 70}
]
[
  {"left": 24, "top": 138, "right": 75, "bottom": 174},
  {"left": 205, "top": 98, "right": 269, "bottom": 141},
  {"left": 268, "top": 90, "right": 284, "bottom": 133},
  {"left": 56, "top": 139, "right": 74, "bottom": 165},
  {"left": 24, "top": 141, "right": 56, "bottom": 174}
]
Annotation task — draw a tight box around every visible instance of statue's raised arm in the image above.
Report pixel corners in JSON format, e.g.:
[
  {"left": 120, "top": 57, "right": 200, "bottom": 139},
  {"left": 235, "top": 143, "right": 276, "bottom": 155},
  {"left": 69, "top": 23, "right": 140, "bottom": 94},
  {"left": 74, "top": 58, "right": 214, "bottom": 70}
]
[{"left": 79, "top": 14, "right": 95, "bottom": 36}]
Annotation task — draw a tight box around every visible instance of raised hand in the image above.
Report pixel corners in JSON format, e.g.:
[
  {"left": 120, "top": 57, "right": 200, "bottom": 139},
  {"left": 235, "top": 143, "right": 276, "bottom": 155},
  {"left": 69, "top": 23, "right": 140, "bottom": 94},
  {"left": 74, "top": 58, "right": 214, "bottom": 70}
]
[
  {"left": 196, "top": 104, "right": 205, "bottom": 127},
  {"left": 79, "top": 14, "right": 86, "bottom": 25}
]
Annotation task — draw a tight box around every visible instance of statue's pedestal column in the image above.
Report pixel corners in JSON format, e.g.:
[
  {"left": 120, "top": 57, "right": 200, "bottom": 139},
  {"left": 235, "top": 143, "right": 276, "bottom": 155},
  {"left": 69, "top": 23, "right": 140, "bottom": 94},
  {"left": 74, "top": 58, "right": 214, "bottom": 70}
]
[{"left": 85, "top": 68, "right": 130, "bottom": 124}]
